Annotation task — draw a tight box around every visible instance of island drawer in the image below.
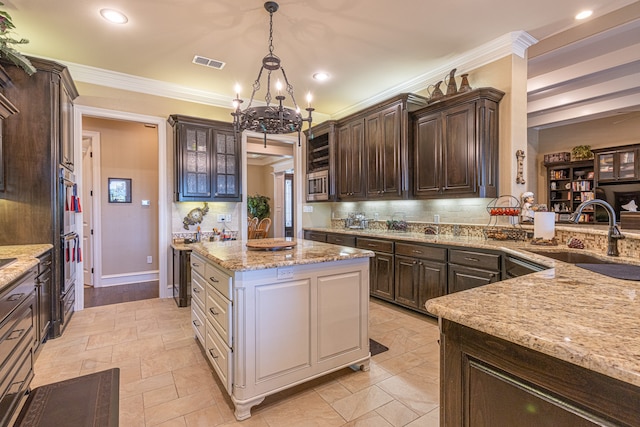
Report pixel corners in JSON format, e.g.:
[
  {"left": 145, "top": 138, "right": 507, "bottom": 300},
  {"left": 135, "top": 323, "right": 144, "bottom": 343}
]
[
  {"left": 0, "top": 294, "right": 34, "bottom": 367},
  {"left": 449, "top": 249, "right": 501, "bottom": 271},
  {"left": 205, "top": 264, "right": 233, "bottom": 301},
  {"left": 191, "top": 304, "right": 205, "bottom": 344},
  {"left": 191, "top": 273, "right": 206, "bottom": 309},
  {"left": 326, "top": 234, "right": 356, "bottom": 247},
  {"left": 205, "top": 326, "right": 232, "bottom": 394},
  {"left": 190, "top": 255, "right": 206, "bottom": 278},
  {"left": 356, "top": 238, "right": 393, "bottom": 253},
  {"left": 1, "top": 270, "right": 36, "bottom": 322},
  {"left": 395, "top": 243, "right": 446, "bottom": 261},
  {"left": 206, "top": 286, "right": 232, "bottom": 346}
]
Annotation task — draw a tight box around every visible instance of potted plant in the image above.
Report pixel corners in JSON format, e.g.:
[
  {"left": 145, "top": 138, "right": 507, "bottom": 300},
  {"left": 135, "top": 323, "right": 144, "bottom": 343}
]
[
  {"left": 0, "top": 2, "right": 36, "bottom": 75},
  {"left": 247, "top": 194, "right": 270, "bottom": 221}
]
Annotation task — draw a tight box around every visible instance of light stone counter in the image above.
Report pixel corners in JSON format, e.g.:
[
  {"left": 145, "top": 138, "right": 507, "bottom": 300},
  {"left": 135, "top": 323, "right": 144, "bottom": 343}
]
[
  {"left": 305, "top": 226, "right": 640, "bottom": 388},
  {"left": 188, "top": 238, "right": 374, "bottom": 272},
  {"left": 0, "top": 244, "right": 53, "bottom": 292}
]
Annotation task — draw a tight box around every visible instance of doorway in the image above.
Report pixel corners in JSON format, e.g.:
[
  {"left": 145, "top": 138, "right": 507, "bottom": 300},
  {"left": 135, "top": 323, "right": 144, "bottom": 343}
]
[
  {"left": 74, "top": 106, "right": 169, "bottom": 311},
  {"left": 245, "top": 135, "right": 296, "bottom": 239}
]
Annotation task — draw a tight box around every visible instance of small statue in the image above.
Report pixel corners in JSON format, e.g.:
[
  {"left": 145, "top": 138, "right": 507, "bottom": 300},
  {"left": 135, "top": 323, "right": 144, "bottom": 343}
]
[{"left": 521, "top": 191, "right": 538, "bottom": 222}]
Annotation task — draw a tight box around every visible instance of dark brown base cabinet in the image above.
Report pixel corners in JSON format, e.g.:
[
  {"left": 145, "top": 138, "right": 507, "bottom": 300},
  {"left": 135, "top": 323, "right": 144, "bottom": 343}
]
[
  {"left": 356, "top": 238, "right": 395, "bottom": 301},
  {"left": 394, "top": 243, "right": 447, "bottom": 311},
  {"left": 447, "top": 248, "right": 501, "bottom": 293},
  {"left": 441, "top": 320, "right": 640, "bottom": 426}
]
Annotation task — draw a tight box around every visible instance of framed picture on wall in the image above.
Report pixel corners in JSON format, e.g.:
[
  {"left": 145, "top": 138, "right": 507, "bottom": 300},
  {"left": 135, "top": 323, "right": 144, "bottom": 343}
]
[{"left": 108, "top": 178, "right": 132, "bottom": 203}]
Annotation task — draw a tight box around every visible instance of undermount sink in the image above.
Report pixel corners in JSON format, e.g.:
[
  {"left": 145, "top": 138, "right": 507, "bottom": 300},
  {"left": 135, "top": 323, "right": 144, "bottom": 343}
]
[
  {"left": 527, "top": 249, "right": 640, "bottom": 281},
  {"left": 526, "top": 250, "right": 610, "bottom": 264},
  {"left": 0, "top": 258, "right": 17, "bottom": 269}
]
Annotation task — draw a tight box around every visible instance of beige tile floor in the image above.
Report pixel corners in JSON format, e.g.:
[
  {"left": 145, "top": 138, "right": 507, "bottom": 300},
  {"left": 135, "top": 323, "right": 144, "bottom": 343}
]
[{"left": 32, "top": 297, "right": 441, "bottom": 426}]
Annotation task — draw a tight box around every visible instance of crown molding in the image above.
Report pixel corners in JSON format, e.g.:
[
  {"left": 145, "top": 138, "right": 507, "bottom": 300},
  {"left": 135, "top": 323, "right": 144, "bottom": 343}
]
[
  {"left": 330, "top": 31, "right": 538, "bottom": 119},
  {"left": 26, "top": 31, "right": 537, "bottom": 119}
]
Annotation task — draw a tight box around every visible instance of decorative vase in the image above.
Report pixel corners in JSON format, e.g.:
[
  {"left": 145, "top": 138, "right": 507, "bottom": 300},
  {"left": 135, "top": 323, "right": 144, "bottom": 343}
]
[
  {"left": 458, "top": 73, "right": 471, "bottom": 93},
  {"left": 428, "top": 81, "right": 444, "bottom": 102},
  {"left": 445, "top": 68, "right": 457, "bottom": 96}
]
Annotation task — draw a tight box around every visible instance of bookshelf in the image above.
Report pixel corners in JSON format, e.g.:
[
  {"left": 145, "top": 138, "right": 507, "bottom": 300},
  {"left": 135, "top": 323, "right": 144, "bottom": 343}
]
[{"left": 546, "top": 160, "right": 595, "bottom": 223}]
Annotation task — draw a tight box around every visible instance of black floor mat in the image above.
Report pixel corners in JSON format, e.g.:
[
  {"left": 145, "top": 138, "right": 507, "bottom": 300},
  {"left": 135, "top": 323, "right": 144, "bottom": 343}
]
[{"left": 370, "top": 338, "right": 389, "bottom": 356}]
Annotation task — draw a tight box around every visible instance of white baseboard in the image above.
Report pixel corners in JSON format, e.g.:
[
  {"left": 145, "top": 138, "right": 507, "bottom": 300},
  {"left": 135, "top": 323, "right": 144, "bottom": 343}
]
[{"left": 99, "top": 270, "right": 159, "bottom": 287}]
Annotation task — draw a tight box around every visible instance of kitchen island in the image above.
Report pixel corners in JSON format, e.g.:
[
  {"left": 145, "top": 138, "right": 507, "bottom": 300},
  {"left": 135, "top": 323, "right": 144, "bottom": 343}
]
[
  {"left": 426, "top": 250, "right": 640, "bottom": 426},
  {"left": 188, "top": 238, "right": 373, "bottom": 420}
]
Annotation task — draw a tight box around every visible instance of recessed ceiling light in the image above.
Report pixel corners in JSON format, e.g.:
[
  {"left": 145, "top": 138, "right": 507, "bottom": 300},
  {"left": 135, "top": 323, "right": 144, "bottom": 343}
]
[
  {"left": 575, "top": 10, "right": 593, "bottom": 20},
  {"left": 100, "top": 8, "right": 128, "bottom": 24},
  {"left": 313, "top": 72, "right": 330, "bottom": 82}
]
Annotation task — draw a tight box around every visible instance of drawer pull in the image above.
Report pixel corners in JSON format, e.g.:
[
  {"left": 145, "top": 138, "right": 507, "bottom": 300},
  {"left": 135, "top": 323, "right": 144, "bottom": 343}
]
[
  {"left": 7, "top": 328, "right": 25, "bottom": 340},
  {"left": 8, "top": 293, "right": 25, "bottom": 301},
  {"left": 192, "top": 263, "right": 200, "bottom": 267},
  {"left": 208, "top": 349, "right": 219, "bottom": 359},
  {"left": 193, "top": 287, "right": 200, "bottom": 293},
  {"left": 412, "top": 250, "right": 423, "bottom": 254},
  {"left": 209, "top": 307, "right": 219, "bottom": 316},
  {"left": 464, "top": 257, "right": 480, "bottom": 262},
  {"left": 192, "top": 320, "right": 201, "bottom": 327},
  {"left": 209, "top": 276, "right": 219, "bottom": 283}
]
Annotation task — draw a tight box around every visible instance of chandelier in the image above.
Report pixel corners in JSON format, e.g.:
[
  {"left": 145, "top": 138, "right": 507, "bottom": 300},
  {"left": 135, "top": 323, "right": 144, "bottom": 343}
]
[{"left": 231, "top": 1, "right": 314, "bottom": 147}]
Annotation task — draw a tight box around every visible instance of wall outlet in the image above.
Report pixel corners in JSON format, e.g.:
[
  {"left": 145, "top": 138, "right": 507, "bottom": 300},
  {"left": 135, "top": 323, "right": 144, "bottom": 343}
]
[
  {"left": 217, "top": 214, "right": 226, "bottom": 223},
  {"left": 146, "top": 256, "right": 153, "bottom": 264},
  {"left": 225, "top": 213, "right": 232, "bottom": 222},
  {"left": 277, "top": 267, "right": 294, "bottom": 279},
  {"left": 303, "top": 205, "right": 313, "bottom": 213}
]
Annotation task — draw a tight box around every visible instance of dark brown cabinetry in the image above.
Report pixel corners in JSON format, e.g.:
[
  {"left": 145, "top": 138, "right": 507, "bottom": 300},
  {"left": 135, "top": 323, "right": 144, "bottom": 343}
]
[
  {"left": 394, "top": 243, "right": 447, "bottom": 312},
  {"left": 440, "top": 320, "right": 640, "bottom": 426},
  {"left": 305, "top": 121, "right": 337, "bottom": 202},
  {"left": 594, "top": 144, "right": 640, "bottom": 183},
  {"left": 365, "top": 102, "right": 402, "bottom": 199},
  {"left": 0, "top": 269, "right": 36, "bottom": 426},
  {"left": 412, "top": 88, "right": 503, "bottom": 199},
  {"left": 172, "top": 247, "right": 192, "bottom": 307},
  {"left": 337, "top": 119, "right": 366, "bottom": 200},
  {"left": 0, "top": 66, "right": 19, "bottom": 193},
  {"left": 447, "top": 248, "right": 501, "bottom": 293},
  {"left": 357, "top": 238, "right": 394, "bottom": 301},
  {"left": 336, "top": 94, "right": 427, "bottom": 201},
  {"left": 0, "top": 58, "right": 78, "bottom": 339},
  {"left": 34, "top": 251, "right": 52, "bottom": 356},
  {"left": 169, "top": 115, "right": 241, "bottom": 202}
]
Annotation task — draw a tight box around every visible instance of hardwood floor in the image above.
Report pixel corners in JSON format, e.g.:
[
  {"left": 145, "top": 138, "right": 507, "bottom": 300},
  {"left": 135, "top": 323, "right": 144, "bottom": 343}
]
[{"left": 84, "top": 281, "right": 159, "bottom": 308}]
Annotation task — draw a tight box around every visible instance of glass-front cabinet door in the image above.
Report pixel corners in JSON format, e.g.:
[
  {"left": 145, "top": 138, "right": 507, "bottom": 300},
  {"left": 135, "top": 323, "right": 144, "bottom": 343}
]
[{"left": 595, "top": 146, "right": 639, "bottom": 183}]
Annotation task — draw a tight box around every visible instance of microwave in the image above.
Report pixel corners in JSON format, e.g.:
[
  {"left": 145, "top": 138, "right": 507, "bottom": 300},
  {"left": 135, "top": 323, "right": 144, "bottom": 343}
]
[{"left": 306, "top": 170, "right": 329, "bottom": 201}]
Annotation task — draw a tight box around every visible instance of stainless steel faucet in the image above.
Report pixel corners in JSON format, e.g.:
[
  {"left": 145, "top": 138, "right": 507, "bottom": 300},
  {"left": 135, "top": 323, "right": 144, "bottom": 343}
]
[{"left": 569, "top": 199, "right": 624, "bottom": 256}]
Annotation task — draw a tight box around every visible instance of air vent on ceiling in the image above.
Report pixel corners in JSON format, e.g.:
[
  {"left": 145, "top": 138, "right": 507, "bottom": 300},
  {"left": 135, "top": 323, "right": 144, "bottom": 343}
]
[{"left": 192, "top": 55, "right": 226, "bottom": 70}]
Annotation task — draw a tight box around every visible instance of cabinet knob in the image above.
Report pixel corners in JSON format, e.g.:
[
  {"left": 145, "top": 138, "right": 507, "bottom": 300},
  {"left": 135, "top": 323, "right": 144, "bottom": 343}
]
[
  {"left": 209, "top": 307, "right": 219, "bottom": 316},
  {"left": 208, "top": 349, "right": 219, "bottom": 359},
  {"left": 192, "top": 320, "right": 201, "bottom": 327}
]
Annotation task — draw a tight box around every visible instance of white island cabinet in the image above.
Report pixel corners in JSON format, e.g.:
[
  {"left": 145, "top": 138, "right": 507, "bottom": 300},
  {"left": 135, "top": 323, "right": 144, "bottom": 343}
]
[{"left": 189, "top": 239, "right": 373, "bottom": 420}]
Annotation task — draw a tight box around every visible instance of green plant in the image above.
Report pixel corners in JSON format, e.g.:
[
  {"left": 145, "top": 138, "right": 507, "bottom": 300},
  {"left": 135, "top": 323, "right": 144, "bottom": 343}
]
[
  {"left": 247, "top": 194, "right": 271, "bottom": 221},
  {"left": 0, "top": 3, "right": 36, "bottom": 76},
  {"left": 571, "top": 145, "right": 593, "bottom": 161}
]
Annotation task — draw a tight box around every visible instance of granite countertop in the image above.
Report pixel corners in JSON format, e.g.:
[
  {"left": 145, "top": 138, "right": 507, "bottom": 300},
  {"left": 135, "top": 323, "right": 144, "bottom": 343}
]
[
  {"left": 189, "top": 238, "right": 374, "bottom": 272},
  {"left": 0, "top": 244, "right": 53, "bottom": 292}
]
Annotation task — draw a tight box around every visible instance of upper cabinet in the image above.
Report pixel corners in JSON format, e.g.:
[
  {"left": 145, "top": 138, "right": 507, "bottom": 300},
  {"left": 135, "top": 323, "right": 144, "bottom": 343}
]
[
  {"left": 412, "top": 88, "right": 503, "bottom": 199},
  {"left": 169, "top": 115, "right": 241, "bottom": 202},
  {"left": 0, "top": 66, "right": 20, "bottom": 193},
  {"left": 336, "top": 94, "right": 428, "bottom": 201},
  {"left": 594, "top": 145, "right": 640, "bottom": 184},
  {"left": 337, "top": 118, "right": 366, "bottom": 200}
]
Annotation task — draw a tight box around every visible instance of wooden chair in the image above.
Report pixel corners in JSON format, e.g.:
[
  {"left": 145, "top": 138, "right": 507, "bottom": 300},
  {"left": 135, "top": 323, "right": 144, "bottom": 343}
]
[
  {"left": 247, "top": 216, "right": 259, "bottom": 239},
  {"left": 254, "top": 218, "right": 271, "bottom": 239}
]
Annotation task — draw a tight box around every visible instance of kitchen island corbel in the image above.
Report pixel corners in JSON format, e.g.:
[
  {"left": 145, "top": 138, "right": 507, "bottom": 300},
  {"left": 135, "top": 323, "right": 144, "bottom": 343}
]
[{"left": 189, "top": 238, "right": 373, "bottom": 420}]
